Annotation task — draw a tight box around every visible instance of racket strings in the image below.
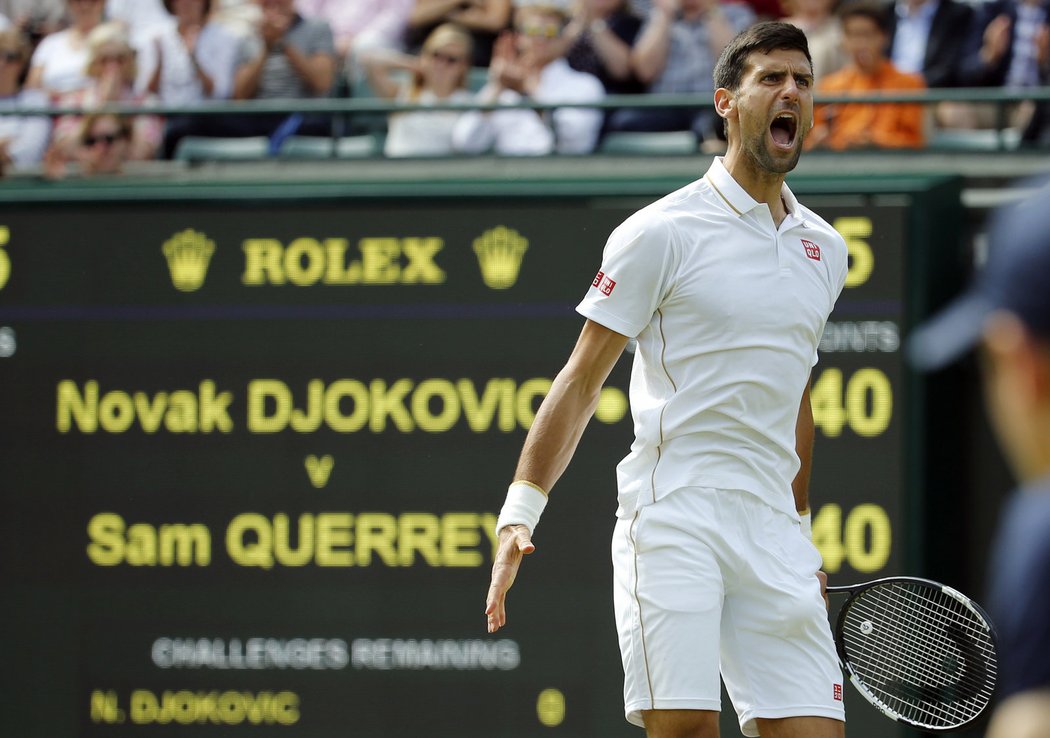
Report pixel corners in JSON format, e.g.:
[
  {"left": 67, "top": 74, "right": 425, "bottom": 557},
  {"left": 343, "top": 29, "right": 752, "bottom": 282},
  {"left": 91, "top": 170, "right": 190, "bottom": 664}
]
[{"left": 839, "top": 581, "right": 997, "bottom": 729}]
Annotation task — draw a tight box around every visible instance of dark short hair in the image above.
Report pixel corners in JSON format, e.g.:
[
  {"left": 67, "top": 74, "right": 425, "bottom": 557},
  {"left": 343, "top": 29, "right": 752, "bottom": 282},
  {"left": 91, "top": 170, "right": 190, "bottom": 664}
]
[
  {"left": 164, "top": 0, "right": 212, "bottom": 16},
  {"left": 713, "top": 21, "right": 813, "bottom": 91},
  {"left": 837, "top": 0, "right": 890, "bottom": 33}
]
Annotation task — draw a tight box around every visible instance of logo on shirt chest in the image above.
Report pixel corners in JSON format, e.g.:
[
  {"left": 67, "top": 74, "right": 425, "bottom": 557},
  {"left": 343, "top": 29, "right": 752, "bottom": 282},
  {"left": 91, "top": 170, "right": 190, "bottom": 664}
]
[
  {"left": 592, "top": 270, "right": 616, "bottom": 296},
  {"left": 801, "top": 239, "right": 822, "bottom": 262}
]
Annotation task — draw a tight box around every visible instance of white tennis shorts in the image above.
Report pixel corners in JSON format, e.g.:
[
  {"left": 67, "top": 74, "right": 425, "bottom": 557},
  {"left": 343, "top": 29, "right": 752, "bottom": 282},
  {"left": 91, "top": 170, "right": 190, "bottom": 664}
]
[{"left": 612, "top": 486, "right": 845, "bottom": 737}]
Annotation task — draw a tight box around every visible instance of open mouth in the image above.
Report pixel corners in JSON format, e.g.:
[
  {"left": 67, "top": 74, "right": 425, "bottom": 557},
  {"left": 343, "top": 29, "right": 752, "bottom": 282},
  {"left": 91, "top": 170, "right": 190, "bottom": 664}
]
[{"left": 770, "top": 113, "right": 798, "bottom": 149}]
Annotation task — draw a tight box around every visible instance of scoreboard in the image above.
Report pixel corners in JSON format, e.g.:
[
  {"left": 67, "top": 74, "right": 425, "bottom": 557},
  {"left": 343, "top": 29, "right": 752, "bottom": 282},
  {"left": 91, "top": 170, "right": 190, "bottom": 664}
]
[{"left": 0, "top": 175, "right": 962, "bottom": 738}]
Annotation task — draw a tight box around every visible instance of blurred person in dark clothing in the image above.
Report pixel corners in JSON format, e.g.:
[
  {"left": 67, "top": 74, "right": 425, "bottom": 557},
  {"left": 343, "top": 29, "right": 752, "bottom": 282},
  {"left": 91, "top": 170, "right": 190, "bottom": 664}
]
[{"left": 910, "top": 183, "right": 1050, "bottom": 738}]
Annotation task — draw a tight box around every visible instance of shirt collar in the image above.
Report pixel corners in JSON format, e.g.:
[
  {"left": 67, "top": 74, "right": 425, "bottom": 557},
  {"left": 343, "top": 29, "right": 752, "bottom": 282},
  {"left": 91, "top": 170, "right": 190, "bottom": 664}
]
[{"left": 704, "top": 157, "right": 802, "bottom": 222}]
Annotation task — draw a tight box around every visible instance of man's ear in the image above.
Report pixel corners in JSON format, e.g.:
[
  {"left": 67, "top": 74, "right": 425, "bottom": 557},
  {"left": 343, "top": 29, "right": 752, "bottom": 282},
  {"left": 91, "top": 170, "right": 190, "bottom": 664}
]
[{"left": 714, "top": 87, "right": 735, "bottom": 123}]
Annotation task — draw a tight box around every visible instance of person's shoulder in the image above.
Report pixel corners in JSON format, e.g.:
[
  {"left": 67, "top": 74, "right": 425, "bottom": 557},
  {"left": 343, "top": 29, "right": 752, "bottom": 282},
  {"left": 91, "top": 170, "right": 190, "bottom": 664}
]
[
  {"left": 30, "top": 29, "right": 67, "bottom": 57},
  {"left": 796, "top": 201, "right": 847, "bottom": 247}
]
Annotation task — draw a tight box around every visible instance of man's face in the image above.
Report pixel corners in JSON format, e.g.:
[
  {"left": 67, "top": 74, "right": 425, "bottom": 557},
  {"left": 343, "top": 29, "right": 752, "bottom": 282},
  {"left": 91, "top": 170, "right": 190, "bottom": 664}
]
[
  {"left": 722, "top": 48, "right": 814, "bottom": 174},
  {"left": 842, "top": 15, "right": 886, "bottom": 73},
  {"left": 514, "top": 8, "right": 566, "bottom": 67}
]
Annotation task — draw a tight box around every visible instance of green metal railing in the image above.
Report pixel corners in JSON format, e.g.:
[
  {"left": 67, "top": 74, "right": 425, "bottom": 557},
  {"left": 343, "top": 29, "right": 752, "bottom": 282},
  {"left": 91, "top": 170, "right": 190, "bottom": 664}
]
[{"left": 5, "top": 87, "right": 1049, "bottom": 153}]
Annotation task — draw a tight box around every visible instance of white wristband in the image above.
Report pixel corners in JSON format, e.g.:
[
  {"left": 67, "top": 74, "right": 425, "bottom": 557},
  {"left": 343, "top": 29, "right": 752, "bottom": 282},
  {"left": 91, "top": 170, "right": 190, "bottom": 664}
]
[
  {"left": 799, "top": 510, "right": 812, "bottom": 540},
  {"left": 495, "top": 481, "right": 548, "bottom": 537}
]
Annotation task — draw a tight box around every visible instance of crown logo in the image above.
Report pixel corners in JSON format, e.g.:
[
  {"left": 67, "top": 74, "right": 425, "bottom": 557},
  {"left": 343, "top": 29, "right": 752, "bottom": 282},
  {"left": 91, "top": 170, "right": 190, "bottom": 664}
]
[
  {"left": 163, "top": 229, "right": 215, "bottom": 292},
  {"left": 473, "top": 226, "right": 528, "bottom": 290}
]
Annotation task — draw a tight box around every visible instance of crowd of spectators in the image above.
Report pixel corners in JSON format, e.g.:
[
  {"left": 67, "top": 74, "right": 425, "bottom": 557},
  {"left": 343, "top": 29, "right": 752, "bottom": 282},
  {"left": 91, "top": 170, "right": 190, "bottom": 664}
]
[{"left": 0, "top": 0, "right": 1048, "bottom": 176}]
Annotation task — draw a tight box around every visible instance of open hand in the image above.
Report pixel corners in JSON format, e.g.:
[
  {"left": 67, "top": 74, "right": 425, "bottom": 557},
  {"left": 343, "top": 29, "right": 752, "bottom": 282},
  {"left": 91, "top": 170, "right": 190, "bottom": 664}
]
[{"left": 485, "top": 524, "right": 535, "bottom": 633}]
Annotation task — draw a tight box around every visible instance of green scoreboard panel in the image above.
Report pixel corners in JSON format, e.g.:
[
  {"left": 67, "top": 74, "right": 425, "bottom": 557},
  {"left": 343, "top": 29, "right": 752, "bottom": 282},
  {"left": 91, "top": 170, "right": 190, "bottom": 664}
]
[{"left": 0, "top": 177, "right": 961, "bottom": 738}]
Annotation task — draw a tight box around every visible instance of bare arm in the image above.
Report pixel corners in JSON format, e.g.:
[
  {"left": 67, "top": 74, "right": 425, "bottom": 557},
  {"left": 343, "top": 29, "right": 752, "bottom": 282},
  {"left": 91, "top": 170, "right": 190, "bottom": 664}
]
[
  {"left": 512, "top": 319, "right": 629, "bottom": 490},
  {"left": 631, "top": 3, "right": 677, "bottom": 84},
  {"left": 451, "top": 0, "right": 512, "bottom": 33},
  {"left": 485, "top": 319, "right": 629, "bottom": 632},
  {"left": 360, "top": 48, "right": 419, "bottom": 100},
  {"left": 284, "top": 43, "right": 335, "bottom": 95},
  {"left": 410, "top": 0, "right": 470, "bottom": 28},
  {"left": 233, "top": 50, "right": 267, "bottom": 99},
  {"left": 792, "top": 377, "right": 814, "bottom": 514}
]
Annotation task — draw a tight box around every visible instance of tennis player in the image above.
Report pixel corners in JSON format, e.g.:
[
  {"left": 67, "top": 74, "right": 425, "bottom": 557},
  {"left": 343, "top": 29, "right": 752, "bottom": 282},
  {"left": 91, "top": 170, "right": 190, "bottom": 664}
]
[{"left": 486, "top": 21, "right": 848, "bottom": 738}]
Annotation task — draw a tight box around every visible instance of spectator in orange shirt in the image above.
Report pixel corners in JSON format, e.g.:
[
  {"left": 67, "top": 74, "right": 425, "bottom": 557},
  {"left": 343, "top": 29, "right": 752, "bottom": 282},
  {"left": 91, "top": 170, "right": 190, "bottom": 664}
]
[{"left": 807, "top": 0, "right": 925, "bottom": 150}]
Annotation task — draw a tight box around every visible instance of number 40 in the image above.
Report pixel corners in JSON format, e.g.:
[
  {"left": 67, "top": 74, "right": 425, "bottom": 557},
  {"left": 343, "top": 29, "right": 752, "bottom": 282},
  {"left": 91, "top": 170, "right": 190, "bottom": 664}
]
[{"left": 812, "top": 503, "right": 891, "bottom": 574}]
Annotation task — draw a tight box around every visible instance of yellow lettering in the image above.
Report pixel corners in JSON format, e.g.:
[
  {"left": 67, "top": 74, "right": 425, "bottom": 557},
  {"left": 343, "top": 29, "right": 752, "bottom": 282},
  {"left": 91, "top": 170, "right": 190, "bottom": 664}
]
[
  {"left": 247, "top": 380, "right": 291, "bottom": 433},
  {"left": 242, "top": 239, "right": 285, "bottom": 285},
  {"left": 284, "top": 238, "right": 326, "bottom": 286},
  {"left": 441, "top": 513, "right": 482, "bottom": 567},
  {"left": 273, "top": 513, "right": 313, "bottom": 566},
  {"left": 87, "top": 513, "right": 126, "bottom": 565},
  {"left": 359, "top": 238, "right": 401, "bottom": 284},
  {"left": 158, "top": 524, "right": 211, "bottom": 566},
  {"left": 401, "top": 237, "right": 445, "bottom": 284},
  {"left": 369, "top": 379, "right": 414, "bottom": 433},
  {"left": 57, "top": 380, "right": 98, "bottom": 433},
  {"left": 290, "top": 380, "right": 323, "bottom": 432},
  {"left": 324, "top": 380, "right": 368, "bottom": 432},
  {"left": 316, "top": 513, "right": 354, "bottom": 566},
  {"left": 355, "top": 513, "right": 399, "bottom": 566},
  {"left": 227, "top": 513, "right": 274, "bottom": 569},
  {"left": 397, "top": 513, "right": 441, "bottom": 566},
  {"left": 412, "top": 379, "right": 459, "bottom": 432}
]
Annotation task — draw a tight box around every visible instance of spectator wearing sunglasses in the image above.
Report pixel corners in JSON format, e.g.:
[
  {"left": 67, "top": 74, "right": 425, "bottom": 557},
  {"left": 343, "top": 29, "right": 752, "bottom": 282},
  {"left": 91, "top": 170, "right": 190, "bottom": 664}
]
[
  {"left": 362, "top": 23, "right": 476, "bottom": 156},
  {"left": 45, "top": 113, "right": 134, "bottom": 178},
  {"left": 0, "top": 28, "right": 51, "bottom": 176},
  {"left": 452, "top": 0, "right": 605, "bottom": 155},
  {"left": 25, "top": 0, "right": 108, "bottom": 97},
  {"left": 51, "top": 22, "right": 163, "bottom": 161},
  {"left": 406, "top": 0, "right": 512, "bottom": 67}
]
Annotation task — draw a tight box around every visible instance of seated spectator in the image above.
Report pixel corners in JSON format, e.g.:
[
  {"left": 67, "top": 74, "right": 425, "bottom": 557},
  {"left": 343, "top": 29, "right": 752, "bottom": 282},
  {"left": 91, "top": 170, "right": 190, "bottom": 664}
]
[
  {"left": 808, "top": 0, "right": 925, "bottom": 150},
  {"left": 362, "top": 23, "right": 475, "bottom": 157},
  {"left": 25, "top": 0, "right": 107, "bottom": 97},
  {"left": 144, "top": 0, "right": 240, "bottom": 158},
  {"left": 609, "top": 0, "right": 755, "bottom": 147},
  {"left": 949, "top": 0, "right": 1050, "bottom": 140},
  {"left": 51, "top": 22, "right": 163, "bottom": 161},
  {"left": 884, "top": 0, "right": 972, "bottom": 89},
  {"left": 0, "top": 28, "right": 51, "bottom": 175},
  {"left": 406, "top": 0, "right": 512, "bottom": 67},
  {"left": 0, "top": 0, "right": 67, "bottom": 43},
  {"left": 562, "top": 0, "right": 645, "bottom": 95},
  {"left": 783, "top": 0, "right": 846, "bottom": 83},
  {"left": 222, "top": 0, "right": 336, "bottom": 138},
  {"left": 296, "top": 0, "right": 413, "bottom": 79},
  {"left": 452, "top": 1, "right": 605, "bottom": 154},
  {"left": 44, "top": 112, "right": 136, "bottom": 178}
]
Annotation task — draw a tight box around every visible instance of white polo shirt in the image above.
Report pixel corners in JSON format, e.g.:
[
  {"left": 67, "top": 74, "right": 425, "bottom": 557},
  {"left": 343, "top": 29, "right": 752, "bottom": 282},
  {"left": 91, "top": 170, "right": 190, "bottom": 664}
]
[{"left": 577, "top": 157, "right": 848, "bottom": 520}]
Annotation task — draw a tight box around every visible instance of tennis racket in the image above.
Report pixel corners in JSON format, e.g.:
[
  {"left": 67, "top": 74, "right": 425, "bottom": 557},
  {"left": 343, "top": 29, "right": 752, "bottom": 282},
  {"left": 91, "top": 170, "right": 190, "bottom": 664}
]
[{"left": 826, "top": 576, "right": 998, "bottom": 732}]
